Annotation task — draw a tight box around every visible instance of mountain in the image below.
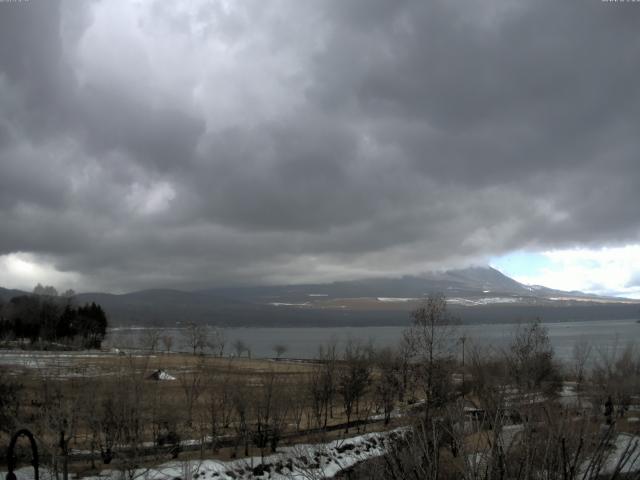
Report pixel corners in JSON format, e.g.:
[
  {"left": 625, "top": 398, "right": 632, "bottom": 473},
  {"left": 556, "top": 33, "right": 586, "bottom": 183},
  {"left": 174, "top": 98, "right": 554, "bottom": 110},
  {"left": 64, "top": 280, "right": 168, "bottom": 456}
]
[
  {"left": 195, "top": 266, "right": 620, "bottom": 304},
  {"left": 0, "top": 286, "right": 29, "bottom": 302},
  {"left": 2, "top": 267, "right": 639, "bottom": 326},
  {"left": 193, "top": 266, "right": 525, "bottom": 300}
]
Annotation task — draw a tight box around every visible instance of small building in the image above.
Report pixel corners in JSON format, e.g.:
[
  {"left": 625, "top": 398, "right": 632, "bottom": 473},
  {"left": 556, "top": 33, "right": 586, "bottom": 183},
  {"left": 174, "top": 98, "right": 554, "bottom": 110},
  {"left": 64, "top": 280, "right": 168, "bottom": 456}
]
[{"left": 147, "top": 369, "right": 176, "bottom": 381}]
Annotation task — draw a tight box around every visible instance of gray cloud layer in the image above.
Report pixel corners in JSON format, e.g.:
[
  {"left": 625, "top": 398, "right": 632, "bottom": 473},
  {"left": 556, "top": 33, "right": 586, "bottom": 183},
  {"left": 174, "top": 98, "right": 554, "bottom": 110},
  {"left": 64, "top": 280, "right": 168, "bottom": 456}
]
[{"left": 1, "top": 0, "right": 640, "bottom": 292}]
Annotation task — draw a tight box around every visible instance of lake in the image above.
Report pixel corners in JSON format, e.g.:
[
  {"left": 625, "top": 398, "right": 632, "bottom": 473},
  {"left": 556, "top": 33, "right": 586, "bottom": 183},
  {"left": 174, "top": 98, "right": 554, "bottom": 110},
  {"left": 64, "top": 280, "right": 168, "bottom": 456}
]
[{"left": 107, "top": 318, "right": 640, "bottom": 364}]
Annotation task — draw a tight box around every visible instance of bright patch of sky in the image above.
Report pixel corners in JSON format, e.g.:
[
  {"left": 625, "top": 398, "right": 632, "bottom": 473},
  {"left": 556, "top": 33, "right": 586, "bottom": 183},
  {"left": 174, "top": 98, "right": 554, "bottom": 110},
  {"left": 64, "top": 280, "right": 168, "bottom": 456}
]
[
  {"left": 0, "top": 253, "right": 82, "bottom": 293},
  {"left": 126, "top": 181, "right": 176, "bottom": 216},
  {"left": 491, "top": 245, "right": 640, "bottom": 299}
]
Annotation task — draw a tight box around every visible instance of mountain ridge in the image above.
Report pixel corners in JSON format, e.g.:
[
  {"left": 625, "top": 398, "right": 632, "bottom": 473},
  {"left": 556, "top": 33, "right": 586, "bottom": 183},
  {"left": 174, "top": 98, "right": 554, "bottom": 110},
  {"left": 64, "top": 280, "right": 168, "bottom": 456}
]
[{"left": 1, "top": 266, "right": 638, "bottom": 327}]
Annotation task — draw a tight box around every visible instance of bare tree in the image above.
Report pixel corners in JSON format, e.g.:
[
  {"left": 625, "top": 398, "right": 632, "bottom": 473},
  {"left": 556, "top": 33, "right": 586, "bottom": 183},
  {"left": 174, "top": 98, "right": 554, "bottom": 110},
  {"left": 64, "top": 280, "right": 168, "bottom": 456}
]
[
  {"left": 287, "top": 382, "right": 308, "bottom": 433},
  {"left": 251, "top": 371, "right": 290, "bottom": 459},
  {"left": 162, "top": 334, "right": 173, "bottom": 353},
  {"left": 338, "top": 341, "right": 372, "bottom": 433},
  {"left": 230, "top": 381, "right": 251, "bottom": 458},
  {"left": 308, "top": 341, "right": 338, "bottom": 430},
  {"left": 593, "top": 341, "right": 640, "bottom": 420},
  {"left": 374, "top": 347, "right": 400, "bottom": 425},
  {"left": 140, "top": 328, "right": 162, "bottom": 353},
  {"left": 183, "top": 322, "right": 208, "bottom": 355},
  {"left": 468, "top": 344, "right": 509, "bottom": 419},
  {"left": 179, "top": 356, "right": 206, "bottom": 427},
  {"left": 308, "top": 367, "right": 326, "bottom": 430},
  {"left": 397, "top": 334, "right": 415, "bottom": 403},
  {"left": 571, "top": 337, "right": 592, "bottom": 397},
  {"left": 98, "top": 354, "right": 154, "bottom": 477},
  {"left": 35, "top": 364, "right": 89, "bottom": 480},
  {"left": 0, "top": 368, "right": 23, "bottom": 434},
  {"left": 405, "top": 293, "right": 457, "bottom": 421},
  {"left": 508, "top": 320, "right": 560, "bottom": 398},
  {"left": 273, "top": 343, "right": 288, "bottom": 359},
  {"left": 209, "top": 327, "right": 226, "bottom": 357},
  {"left": 205, "top": 365, "right": 234, "bottom": 453},
  {"left": 233, "top": 339, "right": 248, "bottom": 358}
]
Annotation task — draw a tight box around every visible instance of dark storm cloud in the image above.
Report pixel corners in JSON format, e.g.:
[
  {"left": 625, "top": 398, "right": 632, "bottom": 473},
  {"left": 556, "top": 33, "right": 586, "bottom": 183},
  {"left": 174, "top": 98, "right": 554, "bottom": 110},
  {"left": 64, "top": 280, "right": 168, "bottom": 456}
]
[{"left": 1, "top": 0, "right": 640, "bottom": 292}]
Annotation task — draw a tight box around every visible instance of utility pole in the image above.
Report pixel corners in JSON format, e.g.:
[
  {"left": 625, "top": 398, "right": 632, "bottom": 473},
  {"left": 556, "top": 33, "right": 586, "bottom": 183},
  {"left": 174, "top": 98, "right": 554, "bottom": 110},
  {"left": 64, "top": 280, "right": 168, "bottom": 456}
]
[{"left": 460, "top": 334, "right": 467, "bottom": 399}]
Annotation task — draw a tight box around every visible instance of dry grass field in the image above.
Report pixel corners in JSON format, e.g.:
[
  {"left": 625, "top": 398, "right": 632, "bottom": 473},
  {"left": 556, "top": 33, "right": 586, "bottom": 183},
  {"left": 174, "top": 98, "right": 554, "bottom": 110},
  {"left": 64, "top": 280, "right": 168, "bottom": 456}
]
[{"left": 0, "top": 348, "right": 415, "bottom": 478}]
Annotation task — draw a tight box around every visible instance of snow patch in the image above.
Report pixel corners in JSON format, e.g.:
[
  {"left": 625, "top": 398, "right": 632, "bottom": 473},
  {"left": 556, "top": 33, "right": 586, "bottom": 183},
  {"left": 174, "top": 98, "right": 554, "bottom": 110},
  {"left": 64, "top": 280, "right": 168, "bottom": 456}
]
[
  {"left": 448, "top": 297, "right": 521, "bottom": 306},
  {"left": 582, "top": 433, "right": 640, "bottom": 476},
  {"left": 377, "top": 297, "right": 417, "bottom": 302},
  {"left": 148, "top": 369, "right": 176, "bottom": 381},
  {"left": 269, "top": 302, "right": 310, "bottom": 307},
  {"left": 0, "top": 429, "right": 406, "bottom": 480}
]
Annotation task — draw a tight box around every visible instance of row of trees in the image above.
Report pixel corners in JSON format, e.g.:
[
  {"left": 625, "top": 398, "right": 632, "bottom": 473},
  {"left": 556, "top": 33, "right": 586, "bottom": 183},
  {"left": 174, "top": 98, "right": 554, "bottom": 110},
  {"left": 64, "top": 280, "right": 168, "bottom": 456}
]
[
  {"left": 135, "top": 323, "right": 290, "bottom": 359},
  {"left": 0, "top": 288, "right": 108, "bottom": 348},
  {"left": 349, "top": 296, "right": 640, "bottom": 479}
]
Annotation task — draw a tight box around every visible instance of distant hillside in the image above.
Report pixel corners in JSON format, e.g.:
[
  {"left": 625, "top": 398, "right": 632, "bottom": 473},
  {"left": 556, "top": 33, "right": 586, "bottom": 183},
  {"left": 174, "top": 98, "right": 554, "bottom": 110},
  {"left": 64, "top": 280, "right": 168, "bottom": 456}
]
[
  {"left": 191, "top": 266, "right": 533, "bottom": 302},
  {"left": 2, "top": 267, "right": 639, "bottom": 327},
  {"left": 0, "top": 286, "right": 29, "bottom": 302}
]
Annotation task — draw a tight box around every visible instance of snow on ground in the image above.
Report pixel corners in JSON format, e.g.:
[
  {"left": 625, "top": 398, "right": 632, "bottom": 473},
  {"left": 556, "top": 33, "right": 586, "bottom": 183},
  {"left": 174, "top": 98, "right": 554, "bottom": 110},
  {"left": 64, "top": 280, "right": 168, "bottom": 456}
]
[
  {"left": 376, "top": 297, "right": 417, "bottom": 302},
  {"left": 0, "top": 350, "right": 157, "bottom": 379},
  {"left": 268, "top": 302, "right": 310, "bottom": 307},
  {"left": 581, "top": 433, "right": 640, "bottom": 476},
  {"left": 557, "top": 382, "right": 593, "bottom": 409},
  {"left": 0, "top": 350, "right": 152, "bottom": 368},
  {"left": 1, "top": 429, "right": 406, "bottom": 480},
  {"left": 0, "top": 351, "right": 107, "bottom": 366},
  {"left": 503, "top": 390, "right": 546, "bottom": 408},
  {"left": 369, "top": 410, "right": 403, "bottom": 422},
  {"left": 603, "top": 434, "right": 640, "bottom": 474},
  {"left": 447, "top": 297, "right": 521, "bottom": 306},
  {"left": 148, "top": 369, "right": 177, "bottom": 381}
]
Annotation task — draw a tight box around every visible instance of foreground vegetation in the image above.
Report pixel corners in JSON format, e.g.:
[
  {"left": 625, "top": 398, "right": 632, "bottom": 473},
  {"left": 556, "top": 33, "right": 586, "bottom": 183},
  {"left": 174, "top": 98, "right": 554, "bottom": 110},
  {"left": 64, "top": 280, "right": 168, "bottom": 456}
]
[
  {"left": 0, "top": 286, "right": 108, "bottom": 349},
  {"left": 1, "top": 294, "right": 640, "bottom": 479}
]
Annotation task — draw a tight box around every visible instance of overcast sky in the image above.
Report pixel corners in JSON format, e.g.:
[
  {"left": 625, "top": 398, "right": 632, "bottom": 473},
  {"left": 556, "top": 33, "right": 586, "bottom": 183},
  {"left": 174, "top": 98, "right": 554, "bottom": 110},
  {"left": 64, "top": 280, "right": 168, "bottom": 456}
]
[{"left": 1, "top": 0, "right": 640, "bottom": 296}]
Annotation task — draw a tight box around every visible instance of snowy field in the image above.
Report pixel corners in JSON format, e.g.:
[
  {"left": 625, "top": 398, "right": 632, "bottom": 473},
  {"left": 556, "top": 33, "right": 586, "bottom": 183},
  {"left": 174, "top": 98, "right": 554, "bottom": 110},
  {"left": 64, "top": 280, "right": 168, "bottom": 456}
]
[{"left": 3, "top": 429, "right": 639, "bottom": 480}]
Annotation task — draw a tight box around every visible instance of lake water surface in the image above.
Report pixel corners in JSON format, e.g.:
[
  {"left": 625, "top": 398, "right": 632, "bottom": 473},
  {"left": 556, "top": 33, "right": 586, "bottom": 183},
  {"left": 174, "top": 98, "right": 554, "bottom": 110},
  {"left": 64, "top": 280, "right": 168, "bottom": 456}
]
[{"left": 108, "top": 318, "right": 640, "bottom": 363}]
